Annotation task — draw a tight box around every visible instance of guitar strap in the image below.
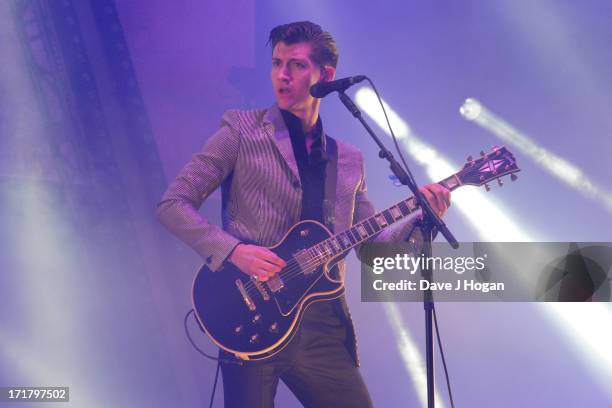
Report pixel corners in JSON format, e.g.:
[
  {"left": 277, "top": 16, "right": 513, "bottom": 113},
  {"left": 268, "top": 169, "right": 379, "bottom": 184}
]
[{"left": 323, "top": 135, "right": 338, "bottom": 233}]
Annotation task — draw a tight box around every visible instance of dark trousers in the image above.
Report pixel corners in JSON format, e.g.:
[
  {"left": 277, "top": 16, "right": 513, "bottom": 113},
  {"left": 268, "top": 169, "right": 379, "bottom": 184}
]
[{"left": 219, "top": 302, "right": 373, "bottom": 408}]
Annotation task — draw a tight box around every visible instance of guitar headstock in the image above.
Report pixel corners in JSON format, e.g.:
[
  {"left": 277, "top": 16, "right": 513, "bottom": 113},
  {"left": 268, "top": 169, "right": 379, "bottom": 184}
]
[{"left": 457, "top": 146, "right": 520, "bottom": 190}]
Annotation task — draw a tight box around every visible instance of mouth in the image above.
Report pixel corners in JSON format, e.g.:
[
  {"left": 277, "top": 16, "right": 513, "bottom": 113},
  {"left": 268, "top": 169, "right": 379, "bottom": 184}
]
[{"left": 278, "top": 87, "right": 291, "bottom": 96}]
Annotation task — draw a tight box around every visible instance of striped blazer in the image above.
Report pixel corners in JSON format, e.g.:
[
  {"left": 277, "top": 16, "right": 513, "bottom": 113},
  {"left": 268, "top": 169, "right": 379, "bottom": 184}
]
[{"left": 156, "top": 104, "right": 422, "bottom": 365}]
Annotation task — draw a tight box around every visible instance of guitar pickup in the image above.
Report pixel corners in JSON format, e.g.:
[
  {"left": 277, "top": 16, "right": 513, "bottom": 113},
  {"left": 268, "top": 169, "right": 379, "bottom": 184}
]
[
  {"left": 266, "top": 274, "right": 284, "bottom": 293},
  {"left": 235, "top": 279, "right": 256, "bottom": 311},
  {"left": 252, "top": 278, "right": 270, "bottom": 301}
]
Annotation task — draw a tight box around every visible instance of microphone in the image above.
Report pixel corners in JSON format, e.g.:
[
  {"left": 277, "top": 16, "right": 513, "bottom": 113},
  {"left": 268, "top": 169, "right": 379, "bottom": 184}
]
[{"left": 310, "top": 75, "right": 366, "bottom": 98}]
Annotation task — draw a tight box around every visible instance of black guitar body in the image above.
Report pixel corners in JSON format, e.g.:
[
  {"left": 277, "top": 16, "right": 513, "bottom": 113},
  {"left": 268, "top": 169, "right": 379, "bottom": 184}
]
[{"left": 192, "top": 220, "right": 344, "bottom": 361}]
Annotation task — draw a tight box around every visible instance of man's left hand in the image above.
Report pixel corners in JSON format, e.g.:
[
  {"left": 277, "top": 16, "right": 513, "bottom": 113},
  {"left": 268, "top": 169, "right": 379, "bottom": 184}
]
[{"left": 419, "top": 183, "right": 451, "bottom": 218}]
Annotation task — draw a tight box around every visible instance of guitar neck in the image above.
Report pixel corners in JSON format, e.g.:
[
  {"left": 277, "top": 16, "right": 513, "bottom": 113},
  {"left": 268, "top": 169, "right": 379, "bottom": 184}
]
[{"left": 307, "top": 173, "right": 463, "bottom": 265}]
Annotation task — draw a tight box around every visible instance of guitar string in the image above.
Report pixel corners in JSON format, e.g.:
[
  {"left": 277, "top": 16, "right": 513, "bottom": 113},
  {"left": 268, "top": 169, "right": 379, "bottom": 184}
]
[
  {"left": 242, "top": 246, "right": 336, "bottom": 295},
  {"left": 241, "top": 220, "right": 394, "bottom": 296},
  {"left": 235, "top": 162, "right": 507, "bottom": 296},
  {"left": 241, "top": 231, "right": 368, "bottom": 296},
  {"left": 240, "top": 209, "right": 415, "bottom": 296},
  {"left": 241, "top": 217, "right": 387, "bottom": 293}
]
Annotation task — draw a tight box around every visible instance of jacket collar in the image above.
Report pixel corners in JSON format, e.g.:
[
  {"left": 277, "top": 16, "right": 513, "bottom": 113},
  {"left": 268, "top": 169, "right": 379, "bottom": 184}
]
[{"left": 263, "top": 103, "right": 327, "bottom": 181}]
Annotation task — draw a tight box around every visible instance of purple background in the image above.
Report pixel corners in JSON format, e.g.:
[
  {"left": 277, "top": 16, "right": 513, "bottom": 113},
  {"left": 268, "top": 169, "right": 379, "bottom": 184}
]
[{"left": 1, "top": 1, "right": 611, "bottom": 407}]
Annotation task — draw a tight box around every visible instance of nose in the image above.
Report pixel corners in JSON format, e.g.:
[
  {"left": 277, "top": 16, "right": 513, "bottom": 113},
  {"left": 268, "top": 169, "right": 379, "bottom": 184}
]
[{"left": 276, "top": 63, "right": 290, "bottom": 82}]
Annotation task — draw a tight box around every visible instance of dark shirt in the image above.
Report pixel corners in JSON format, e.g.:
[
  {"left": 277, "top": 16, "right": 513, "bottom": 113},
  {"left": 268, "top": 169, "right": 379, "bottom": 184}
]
[
  {"left": 280, "top": 109, "right": 326, "bottom": 224},
  {"left": 280, "top": 110, "right": 346, "bottom": 338}
]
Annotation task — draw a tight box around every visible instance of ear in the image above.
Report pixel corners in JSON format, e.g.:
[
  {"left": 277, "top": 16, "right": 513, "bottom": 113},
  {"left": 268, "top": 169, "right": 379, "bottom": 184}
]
[{"left": 320, "top": 65, "right": 336, "bottom": 82}]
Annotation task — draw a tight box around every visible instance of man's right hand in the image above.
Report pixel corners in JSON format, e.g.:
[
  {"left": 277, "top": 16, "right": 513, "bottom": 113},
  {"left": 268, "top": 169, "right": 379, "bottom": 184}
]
[{"left": 228, "top": 244, "right": 287, "bottom": 281}]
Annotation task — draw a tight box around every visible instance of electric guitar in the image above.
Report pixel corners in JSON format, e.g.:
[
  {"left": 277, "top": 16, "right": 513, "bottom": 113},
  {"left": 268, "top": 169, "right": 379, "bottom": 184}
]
[{"left": 192, "top": 146, "right": 520, "bottom": 360}]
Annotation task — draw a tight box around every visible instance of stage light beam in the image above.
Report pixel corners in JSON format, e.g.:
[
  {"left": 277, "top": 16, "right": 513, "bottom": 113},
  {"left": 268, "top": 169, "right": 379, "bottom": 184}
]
[
  {"left": 354, "top": 87, "right": 533, "bottom": 242},
  {"left": 460, "top": 98, "right": 612, "bottom": 213}
]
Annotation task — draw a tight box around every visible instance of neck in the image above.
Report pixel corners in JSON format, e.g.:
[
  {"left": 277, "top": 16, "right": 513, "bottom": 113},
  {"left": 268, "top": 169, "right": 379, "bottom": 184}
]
[{"left": 290, "top": 101, "right": 320, "bottom": 134}]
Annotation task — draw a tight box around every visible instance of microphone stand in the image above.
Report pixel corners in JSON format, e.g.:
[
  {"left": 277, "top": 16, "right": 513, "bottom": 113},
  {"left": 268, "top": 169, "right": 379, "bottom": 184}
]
[{"left": 338, "top": 90, "right": 458, "bottom": 408}]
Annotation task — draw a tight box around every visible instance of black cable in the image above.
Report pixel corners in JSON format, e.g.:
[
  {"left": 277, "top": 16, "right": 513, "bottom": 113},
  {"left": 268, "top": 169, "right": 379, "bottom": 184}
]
[
  {"left": 209, "top": 361, "right": 221, "bottom": 408},
  {"left": 364, "top": 77, "right": 420, "bottom": 193},
  {"left": 433, "top": 307, "right": 456, "bottom": 408},
  {"left": 183, "top": 309, "right": 243, "bottom": 408},
  {"left": 183, "top": 309, "right": 243, "bottom": 365},
  {"left": 183, "top": 309, "right": 220, "bottom": 362},
  {"left": 362, "top": 78, "right": 456, "bottom": 407}
]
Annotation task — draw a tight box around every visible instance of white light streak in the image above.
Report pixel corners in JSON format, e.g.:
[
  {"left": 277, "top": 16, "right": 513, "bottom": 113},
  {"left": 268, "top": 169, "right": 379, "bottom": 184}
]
[
  {"left": 355, "top": 87, "right": 532, "bottom": 242},
  {"left": 384, "top": 303, "right": 446, "bottom": 408},
  {"left": 539, "top": 303, "right": 612, "bottom": 401},
  {"left": 460, "top": 98, "right": 612, "bottom": 213}
]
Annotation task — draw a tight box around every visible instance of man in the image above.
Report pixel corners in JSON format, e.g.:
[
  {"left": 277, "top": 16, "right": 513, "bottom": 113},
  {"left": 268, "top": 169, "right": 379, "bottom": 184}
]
[{"left": 157, "top": 21, "right": 450, "bottom": 408}]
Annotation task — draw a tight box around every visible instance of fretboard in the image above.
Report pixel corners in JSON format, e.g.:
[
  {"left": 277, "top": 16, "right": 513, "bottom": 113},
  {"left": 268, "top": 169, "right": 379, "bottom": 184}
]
[{"left": 304, "top": 173, "right": 462, "bottom": 267}]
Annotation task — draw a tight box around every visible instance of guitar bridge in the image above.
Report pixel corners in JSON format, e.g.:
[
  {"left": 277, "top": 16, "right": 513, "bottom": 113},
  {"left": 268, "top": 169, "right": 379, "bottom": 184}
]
[{"left": 235, "top": 279, "right": 256, "bottom": 311}]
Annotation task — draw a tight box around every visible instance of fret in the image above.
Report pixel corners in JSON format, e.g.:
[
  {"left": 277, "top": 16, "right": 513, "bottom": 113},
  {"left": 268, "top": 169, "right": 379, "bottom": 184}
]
[
  {"left": 398, "top": 201, "right": 411, "bottom": 215},
  {"left": 382, "top": 209, "right": 394, "bottom": 225},
  {"left": 406, "top": 197, "right": 418, "bottom": 211},
  {"left": 339, "top": 233, "right": 351, "bottom": 248},
  {"left": 390, "top": 205, "right": 403, "bottom": 220},
  {"left": 442, "top": 174, "right": 460, "bottom": 190},
  {"left": 374, "top": 213, "right": 388, "bottom": 228},
  {"left": 362, "top": 220, "right": 375, "bottom": 235},
  {"left": 324, "top": 240, "right": 337, "bottom": 256},
  {"left": 368, "top": 218, "right": 382, "bottom": 232},
  {"left": 317, "top": 244, "right": 329, "bottom": 263},
  {"left": 329, "top": 238, "right": 342, "bottom": 254},
  {"left": 319, "top": 242, "right": 330, "bottom": 258},
  {"left": 346, "top": 229, "right": 358, "bottom": 245},
  {"left": 328, "top": 243, "right": 336, "bottom": 258},
  {"left": 356, "top": 224, "right": 368, "bottom": 239}
]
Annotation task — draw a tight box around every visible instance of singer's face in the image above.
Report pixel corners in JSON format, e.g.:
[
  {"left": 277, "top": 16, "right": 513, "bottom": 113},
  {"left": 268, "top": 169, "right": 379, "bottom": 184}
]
[{"left": 271, "top": 42, "right": 324, "bottom": 116}]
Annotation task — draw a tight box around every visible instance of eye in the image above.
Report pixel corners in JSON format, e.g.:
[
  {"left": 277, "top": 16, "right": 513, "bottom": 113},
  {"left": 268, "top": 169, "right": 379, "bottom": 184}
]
[
  {"left": 272, "top": 60, "right": 281, "bottom": 67},
  {"left": 293, "top": 61, "right": 307, "bottom": 69}
]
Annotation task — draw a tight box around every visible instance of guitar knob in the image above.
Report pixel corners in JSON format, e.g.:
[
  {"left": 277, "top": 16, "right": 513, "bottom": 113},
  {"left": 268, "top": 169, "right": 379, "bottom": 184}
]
[
  {"left": 249, "top": 333, "right": 260, "bottom": 344},
  {"left": 511, "top": 174, "right": 518, "bottom": 182},
  {"left": 234, "top": 325, "right": 243, "bottom": 335},
  {"left": 485, "top": 183, "right": 491, "bottom": 192},
  {"left": 269, "top": 322, "right": 279, "bottom": 333},
  {"left": 252, "top": 314, "right": 262, "bottom": 324}
]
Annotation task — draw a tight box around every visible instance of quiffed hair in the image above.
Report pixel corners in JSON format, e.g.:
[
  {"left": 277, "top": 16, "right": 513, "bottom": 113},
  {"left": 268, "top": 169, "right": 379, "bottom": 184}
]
[{"left": 268, "top": 21, "right": 339, "bottom": 68}]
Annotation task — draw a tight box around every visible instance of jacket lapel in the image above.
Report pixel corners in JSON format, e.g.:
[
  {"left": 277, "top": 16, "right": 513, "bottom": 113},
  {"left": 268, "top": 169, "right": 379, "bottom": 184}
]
[
  {"left": 263, "top": 104, "right": 338, "bottom": 232},
  {"left": 263, "top": 104, "right": 300, "bottom": 183}
]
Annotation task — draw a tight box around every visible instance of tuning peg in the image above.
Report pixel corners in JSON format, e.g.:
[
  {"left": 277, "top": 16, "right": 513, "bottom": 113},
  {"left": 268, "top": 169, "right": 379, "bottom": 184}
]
[
  {"left": 480, "top": 150, "right": 485, "bottom": 157},
  {"left": 466, "top": 155, "right": 473, "bottom": 162},
  {"left": 485, "top": 183, "right": 491, "bottom": 192},
  {"left": 497, "top": 178, "right": 503, "bottom": 187},
  {"left": 491, "top": 145, "right": 499, "bottom": 150},
  {"left": 510, "top": 174, "right": 518, "bottom": 182}
]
